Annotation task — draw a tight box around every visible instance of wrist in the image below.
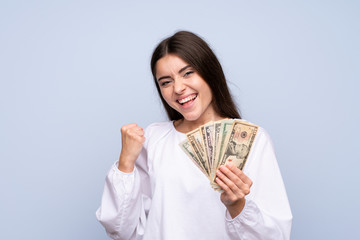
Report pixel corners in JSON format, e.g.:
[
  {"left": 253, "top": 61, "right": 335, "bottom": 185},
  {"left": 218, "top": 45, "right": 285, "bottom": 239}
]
[
  {"left": 227, "top": 198, "right": 246, "bottom": 219},
  {"left": 118, "top": 156, "right": 135, "bottom": 173}
]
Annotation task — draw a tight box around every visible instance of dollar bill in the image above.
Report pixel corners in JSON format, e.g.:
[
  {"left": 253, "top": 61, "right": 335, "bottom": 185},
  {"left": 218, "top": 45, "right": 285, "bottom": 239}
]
[
  {"left": 213, "top": 119, "right": 234, "bottom": 172},
  {"left": 179, "top": 119, "right": 259, "bottom": 191},
  {"left": 218, "top": 120, "right": 258, "bottom": 171},
  {"left": 208, "top": 119, "right": 233, "bottom": 187},
  {"left": 203, "top": 122, "right": 215, "bottom": 170},
  {"left": 212, "top": 121, "right": 222, "bottom": 170},
  {"left": 200, "top": 125, "right": 211, "bottom": 171},
  {"left": 186, "top": 128, "right": 210, "bottom": 176},
  {"left": 180, "top": 139, "right": 209, "bottom": 177},
  {"left": 209, "top": 121, "right": 222, "bottom": 189}
]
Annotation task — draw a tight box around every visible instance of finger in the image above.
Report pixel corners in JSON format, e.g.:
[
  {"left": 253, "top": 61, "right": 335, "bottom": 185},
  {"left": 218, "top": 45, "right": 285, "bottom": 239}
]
[
  {"left": 217, "top": 169, "right": 249, "bottom": 200},
  {"left": 137, "top": 135, "right": 146, "bottom": 144},
  {"left": 218, "top": 165, "right": 244, "bottom": 189},
  {"left": 128, "top": 131, "right": 146, "bottom": 144},
  {"left": 122, "top": 125, "right": 143, "bottom": 136},
  {"left": 121, "top": 123, "right": 136, "bottom": 130},
  {"left": 133, "top": 127, "right": 144, "bottom": 135},
  {"left": 215, "top": 175, "right": 233, "bottom": 195},
  {"left": 216, "top": 168, "right": 239, "bottom": 194},
  {"left": 130, "top": 130, "right": 145, "bottom": 139},
  {"left": 121, "top": 123, "right": 141, "bottom": 132},
  {"left": 218, "top": 165, "right": 251, "bottom": 198},
  {"left": 121, "top": 129, "right": 145, "bottom": 145},
  {"left": 226, "top": 164, "right": 252, "bottom": 187},
  {"left": 215, "top": 177, "right": 243, "bottom": 204},
  {"left": 219, "top": 165, "right": 237, "bottom": 180},
  {"left": 131, "top": 129, "right": 144, "bottom": 139}
]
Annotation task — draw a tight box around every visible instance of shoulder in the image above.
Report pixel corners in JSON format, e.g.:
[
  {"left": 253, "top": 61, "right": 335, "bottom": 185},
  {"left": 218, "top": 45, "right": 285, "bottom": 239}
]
[
  {"left": 145, "top": 121, "right": 174, "bottom": 134},
  {"left": 143, "top": 121, "right": 174, "bottom": 148},
  {"left": 240, "top": 120, "right": 277, "bottom": 165},
  {"left": 236, "top": 119, "right": 272, "bottom": 142},
  {"left": 255, "top": 126, "right": 274, "bottom": 149},
  {"left": 235, "top": 119, "right": 274, "bottom": 153},
  {"left": 239, "top": 120, "right": 279, "bottom": 174}
]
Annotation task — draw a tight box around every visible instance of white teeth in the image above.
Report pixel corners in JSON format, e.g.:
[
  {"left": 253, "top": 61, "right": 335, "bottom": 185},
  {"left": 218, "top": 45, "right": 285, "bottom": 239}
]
[{"left": 178, "top": 95, "right": 196, "bottom": 104}]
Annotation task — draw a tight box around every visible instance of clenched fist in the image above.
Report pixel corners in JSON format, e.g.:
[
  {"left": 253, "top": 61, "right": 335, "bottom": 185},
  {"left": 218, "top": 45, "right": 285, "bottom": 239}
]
[{"left": 118, "top": 123, "right": 145, "bottom": 173}]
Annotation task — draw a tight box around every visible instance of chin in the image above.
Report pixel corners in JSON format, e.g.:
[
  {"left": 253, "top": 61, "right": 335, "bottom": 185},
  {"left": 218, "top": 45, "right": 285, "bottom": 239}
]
[{"left": 182, "top": 113, "right": 201, "bottom": 122}]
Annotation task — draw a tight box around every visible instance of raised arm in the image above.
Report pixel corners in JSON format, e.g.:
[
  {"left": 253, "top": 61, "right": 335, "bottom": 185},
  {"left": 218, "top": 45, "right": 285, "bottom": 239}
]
[{"left": 96, "top": 123, "right": 151, "bottom": 240}]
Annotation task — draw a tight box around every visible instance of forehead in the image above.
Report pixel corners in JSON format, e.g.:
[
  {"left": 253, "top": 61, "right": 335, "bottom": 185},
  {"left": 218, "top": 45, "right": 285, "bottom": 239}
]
[{"left": 155, "top": 54, "right": 190, "bottom": 76}]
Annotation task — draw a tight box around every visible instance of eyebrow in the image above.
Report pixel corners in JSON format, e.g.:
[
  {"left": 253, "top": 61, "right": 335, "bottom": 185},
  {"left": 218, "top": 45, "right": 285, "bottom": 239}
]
[
  {"left": 178, "top": 65, "right": 192, "bottom": 74},
  {"left": 157, "top": 65, "right": 192, "bottom": 81}
]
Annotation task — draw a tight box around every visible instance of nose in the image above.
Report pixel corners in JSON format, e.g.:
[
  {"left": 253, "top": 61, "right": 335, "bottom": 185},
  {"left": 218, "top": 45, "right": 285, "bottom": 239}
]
[{"left": 173, "top": 77, "right": 186, "bottom": 94}]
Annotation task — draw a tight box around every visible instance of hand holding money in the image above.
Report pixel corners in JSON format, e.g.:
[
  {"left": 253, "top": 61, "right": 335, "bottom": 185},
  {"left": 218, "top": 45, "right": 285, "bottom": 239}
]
[
  {"left": 118, "top": 123, "right": 145, "bottom": 173},
  {"left": 180, "top": 119, "right": 258, "bottom": 191},
  {"left": 216, "top": 164, "right": 252, "bottom": 218}
]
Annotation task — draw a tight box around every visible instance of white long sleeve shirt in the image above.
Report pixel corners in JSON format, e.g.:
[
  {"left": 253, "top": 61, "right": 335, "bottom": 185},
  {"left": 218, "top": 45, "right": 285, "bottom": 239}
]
[{"left": 96, "top": 121, "right": 292, "bottom": 240}]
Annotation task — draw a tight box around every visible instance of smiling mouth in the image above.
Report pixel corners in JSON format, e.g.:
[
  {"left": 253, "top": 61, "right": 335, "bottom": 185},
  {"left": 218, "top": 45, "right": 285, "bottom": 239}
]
[{"left": 177, "top": 94, "right": 197, "bottom": 105}]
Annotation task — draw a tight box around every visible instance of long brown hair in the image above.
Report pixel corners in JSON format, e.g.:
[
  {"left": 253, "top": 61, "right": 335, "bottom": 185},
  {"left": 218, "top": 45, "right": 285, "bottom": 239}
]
[{"left": 151, "top": 31, "right": 241, "bottom": 120}]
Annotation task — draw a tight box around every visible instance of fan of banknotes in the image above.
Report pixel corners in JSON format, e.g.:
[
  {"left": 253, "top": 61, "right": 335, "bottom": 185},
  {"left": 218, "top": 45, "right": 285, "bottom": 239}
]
[{"left": 180, "top": 119, "right": 259, "bottom": 191}]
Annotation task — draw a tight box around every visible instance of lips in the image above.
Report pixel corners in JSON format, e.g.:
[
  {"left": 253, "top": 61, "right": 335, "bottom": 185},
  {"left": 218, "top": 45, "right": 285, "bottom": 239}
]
[{"left": 177, "top": 94, "right": 197, "bottom": 105}]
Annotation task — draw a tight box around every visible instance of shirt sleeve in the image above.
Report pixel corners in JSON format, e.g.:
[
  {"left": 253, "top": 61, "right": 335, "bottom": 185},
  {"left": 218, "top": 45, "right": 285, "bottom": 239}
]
[
  {"left": 96, "top": 146, "right": 151, "bottom": 240},
  {"left": 224, "top": 128, "right": 293, "bottom": 240}
]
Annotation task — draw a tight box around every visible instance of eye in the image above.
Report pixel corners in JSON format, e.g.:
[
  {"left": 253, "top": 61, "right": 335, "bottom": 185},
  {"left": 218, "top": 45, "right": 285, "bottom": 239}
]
[
  {"left": 183, "top": 71, "right": 194, "bottom": 78},
  {"left": 160, "top": 80, "right": 171, "bottom": 87}
]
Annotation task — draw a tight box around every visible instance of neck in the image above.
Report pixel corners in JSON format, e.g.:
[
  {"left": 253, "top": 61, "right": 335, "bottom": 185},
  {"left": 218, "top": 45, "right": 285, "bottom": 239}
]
[{"left": 174, "top": 113, "right": 226, "bottom": 133}]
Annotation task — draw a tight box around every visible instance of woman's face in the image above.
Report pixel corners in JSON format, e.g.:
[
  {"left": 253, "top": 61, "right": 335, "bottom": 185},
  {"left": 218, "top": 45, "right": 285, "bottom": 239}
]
[{"left": 155, "top": 54, "right": 216, "bottom": 122}]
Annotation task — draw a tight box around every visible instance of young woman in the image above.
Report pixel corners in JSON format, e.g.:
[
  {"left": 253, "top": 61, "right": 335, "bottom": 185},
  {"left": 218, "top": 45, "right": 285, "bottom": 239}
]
[{"left": 96, "top": 31, "right": 292, "bottom": 239}]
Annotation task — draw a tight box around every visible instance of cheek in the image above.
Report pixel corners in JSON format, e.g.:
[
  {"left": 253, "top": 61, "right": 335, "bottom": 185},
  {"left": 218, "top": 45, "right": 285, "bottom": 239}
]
[
  {"left": 159, "top": 88, "right": 167, "bottom": 98},
  {"left": 199, "top": 80, "right": 212, "bottom": 97},
  {"left": 160, "top": 89, "right": 173, "bottom": 104},
  {"left": 204, "top": 86, "right": 214, "bottom": 102}
]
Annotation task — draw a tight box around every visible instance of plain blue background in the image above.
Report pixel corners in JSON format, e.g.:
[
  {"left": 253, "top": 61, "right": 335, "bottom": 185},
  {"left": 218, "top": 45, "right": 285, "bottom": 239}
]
[{"left": 1, "top": 0, "right": 359, "bottom": 239}]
